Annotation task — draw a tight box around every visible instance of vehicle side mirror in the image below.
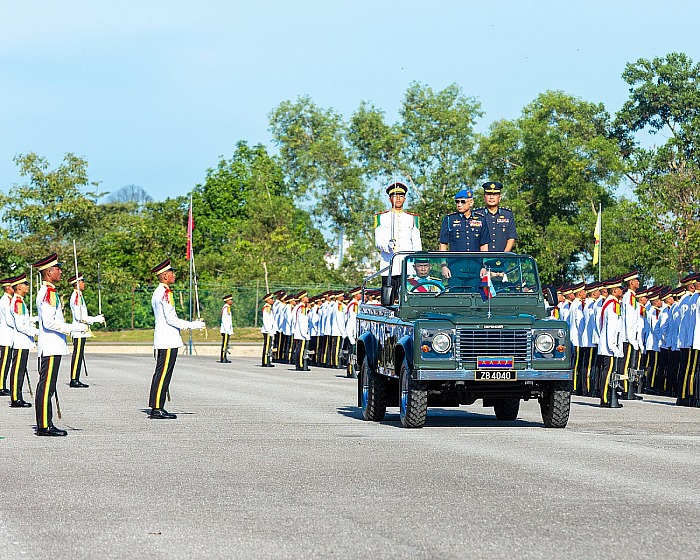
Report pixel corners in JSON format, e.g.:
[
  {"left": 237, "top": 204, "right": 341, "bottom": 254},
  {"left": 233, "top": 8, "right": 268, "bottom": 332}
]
[
  {"left": 381, "top": 285, "right": 395, "bottom": 307},
  {"left": 544, "top": 287, "right": 557, "bottom": 307}
]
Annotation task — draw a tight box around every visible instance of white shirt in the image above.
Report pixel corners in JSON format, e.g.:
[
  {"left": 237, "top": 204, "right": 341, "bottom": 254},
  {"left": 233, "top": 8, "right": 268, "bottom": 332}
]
[
  {"left": 10, "top": 295, "right": 38, "bottom": 350},
  {"left": 220, "top": 303, "right": 233, "bottom": 335},
  {"left": 69, "top": 289, "right": 98, "bottom": 339},
  {"left": 152, "top": 283, "right": 199, "bottom": 349},
  {"left": 0, "top": 292, "right": 15, "bottom": 347},
  {"left": 375, "top": 209, "right": 422, "bottom": 276},
  {"left": 261, "top": 302, "right": 276, "bottom": 335},
  {"left": 36, "top": 281, "right": 72, "bottom": 357}
]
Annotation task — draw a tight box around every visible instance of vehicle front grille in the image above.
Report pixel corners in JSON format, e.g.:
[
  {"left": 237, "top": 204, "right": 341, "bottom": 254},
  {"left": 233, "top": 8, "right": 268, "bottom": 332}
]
[{"left": 455, "top": 329, "right": 530, "bottom": 363}]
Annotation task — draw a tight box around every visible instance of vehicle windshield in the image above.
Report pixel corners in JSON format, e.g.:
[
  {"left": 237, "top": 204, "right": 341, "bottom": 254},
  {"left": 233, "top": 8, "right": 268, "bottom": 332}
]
[{"left": 403, "top": 254, "right": 540, "bottom": 296}]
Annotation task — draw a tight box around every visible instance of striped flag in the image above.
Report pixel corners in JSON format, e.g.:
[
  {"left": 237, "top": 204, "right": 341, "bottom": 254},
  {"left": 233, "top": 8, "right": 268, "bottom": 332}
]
[
  {"left": 592, "top": 207, "right": 601, "bottom": 266},
  {"left": 480, "top": 270, "right": 496, "bottom": 301}
]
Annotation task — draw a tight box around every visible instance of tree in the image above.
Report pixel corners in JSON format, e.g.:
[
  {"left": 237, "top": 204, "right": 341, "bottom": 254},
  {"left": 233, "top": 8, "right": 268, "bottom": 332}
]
[
  {"left": 105, "top": 184, "right": 153, "bottom": 205},
  {"left": 614, "top": 52, "right": 700, "bottom": 280},
  {"left": 474, "top": 91, "right": 624, "bottom": 283}
]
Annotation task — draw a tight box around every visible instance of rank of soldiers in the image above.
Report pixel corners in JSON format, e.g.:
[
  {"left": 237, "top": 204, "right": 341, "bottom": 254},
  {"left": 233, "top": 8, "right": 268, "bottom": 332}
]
[{"left": 552, "top": 272, "right": 700, "bottom": 408}]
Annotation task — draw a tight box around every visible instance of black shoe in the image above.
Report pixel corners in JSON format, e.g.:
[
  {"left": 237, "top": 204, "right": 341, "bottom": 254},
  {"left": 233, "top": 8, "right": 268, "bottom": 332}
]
[
  {"left": 0, "top": 389, "right": 10, "bottom": 396},
  {"left": 618, "top": 393, "right": 629, "bottom": 400},
  {"left": 262, "top": 364, "right": 275, "bottom": 368},
  {"left": 36, "top": 426, "right": 67, "bottom": 436},
  {"left": 10, "top": 400, "right": 32, "bottom": 408},
  {"left": 149, "top": 408, "right": 177, "bottom": 419},
  {"left": 224, "top": 358, "right": 231, "bottom": 363},
  {"left": 69, "top": 380, "right": 89, "bottom": 388}
]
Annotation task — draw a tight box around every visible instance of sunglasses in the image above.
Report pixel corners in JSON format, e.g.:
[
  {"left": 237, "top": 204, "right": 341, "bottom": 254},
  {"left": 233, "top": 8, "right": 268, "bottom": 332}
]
[{"left": 455, "top": 199, "right": 472, "bottom": 204}]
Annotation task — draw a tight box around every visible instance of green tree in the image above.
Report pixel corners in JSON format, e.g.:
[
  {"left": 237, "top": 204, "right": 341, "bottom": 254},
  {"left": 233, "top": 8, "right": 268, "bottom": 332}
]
[
  {"left": 475, "top": 91, "right": 624, "bottom": 283},
  {"left": 614, "top": 52, "right": 700, "bottom": 280}
]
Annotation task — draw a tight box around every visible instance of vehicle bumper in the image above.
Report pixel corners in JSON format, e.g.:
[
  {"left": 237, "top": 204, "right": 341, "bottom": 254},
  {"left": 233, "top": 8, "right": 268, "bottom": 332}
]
[{"left": 414, "top": 369, "right": 572, "bottom": 381}]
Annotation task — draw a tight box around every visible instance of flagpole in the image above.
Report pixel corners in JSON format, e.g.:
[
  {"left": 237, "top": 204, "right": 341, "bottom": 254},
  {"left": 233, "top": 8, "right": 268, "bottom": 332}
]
[
  {"left": 188, "top": 195, "right": 193, "bottom": 355},
  {"left": 598, "top": 203, "right": 602, "bottom": 282}
]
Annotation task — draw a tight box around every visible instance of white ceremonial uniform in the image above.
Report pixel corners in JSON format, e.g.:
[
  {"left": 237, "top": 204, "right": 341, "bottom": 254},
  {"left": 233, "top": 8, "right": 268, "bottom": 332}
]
[
  {"left": 669, "top": 299, "right": 682, "bottom": 352},
  {"left": 345, "top": 299, "right": 359, "bottom": 345},
  {"left": 568, "top": 298, "right": 585, "bottom": 348},
  {"left": 677, "top": 291, "right": 696, "bottom": 349},
  {"left": 0, "top": 292, "right": 15, "bottom": 348},
  {"left": 152, "top": 283, "right": 201, "bottom": 349},
  {"left": 581, "top": 297, "right": 598, "bottom": 348},
  {"left": 292, "top": 303, "right": 310, "bottom": 341},
  {"left": 261, "top": 302, "right": 276, "bottom": 335},
  {"left": 375, "top": 209, "right": 422, "bottom": 276},
  {"left": 598, "top": 295, "right": 622, "bottom": 358},
  {"left": 647, "top": 305, "right": 662, "bottom": 352},
  {"left": 10, "top": 295, "right": 38, "bottom": 350},
  {"left": 330, "top": 301, "right": 346, "bottom": 338},
  {"left": 220, "top": 302, "right": 233, "bottom": 335},
  {"left": 620, "top": 290, "right": 639, "bottom": 348},
  {"left": 37, "top": 281, "right": 83, "bottom": 356},
  {"left": 69, "top": 290, "right": 99, "bottom": 339}
]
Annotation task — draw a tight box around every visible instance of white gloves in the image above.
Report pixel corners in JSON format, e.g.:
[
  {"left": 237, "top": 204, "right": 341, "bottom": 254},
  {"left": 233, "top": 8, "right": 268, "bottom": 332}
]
[
  {"left": 87, "top": 314, "right": 105, "bottom": 325},
  {"left": 62, "top": 322, "right": 89, "bottom": 335},
  {"left": 191, "top": 320, "right": 206, "bottom": 330},
  {"left": 387, "top": 239, "right": 396, "bottom": 253}
]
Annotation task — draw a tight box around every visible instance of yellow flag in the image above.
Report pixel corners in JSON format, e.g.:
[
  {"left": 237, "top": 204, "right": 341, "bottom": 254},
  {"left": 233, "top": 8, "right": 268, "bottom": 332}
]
[{"left": 592, "top": 208, "right": 601, "bottom": 265}]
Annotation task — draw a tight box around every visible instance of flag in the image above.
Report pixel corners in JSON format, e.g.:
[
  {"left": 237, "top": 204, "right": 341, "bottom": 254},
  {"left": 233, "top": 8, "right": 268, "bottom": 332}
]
[
  {"left": 479, "top": 269, "right": 496, "bottom": 301},
  {"left": 186, "top": 197, "right": 194, "bottom": 260},
  {"left": 592, "top": 206, "right": 601, "bottom": 266}
]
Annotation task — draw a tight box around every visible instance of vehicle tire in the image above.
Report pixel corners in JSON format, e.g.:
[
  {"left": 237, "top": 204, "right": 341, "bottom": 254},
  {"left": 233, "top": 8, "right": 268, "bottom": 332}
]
[
  {"left": 540, "top": 381, "right": 571, "bottom": 428},
  {"left": 399, "top": 357, "right": 427, "bottom": 428},
  {"left": 493, "top": 398, "right": 520, "bottom": 421},
  {"left": 361, "top": 356, "right": 387, "bottom": 421}
]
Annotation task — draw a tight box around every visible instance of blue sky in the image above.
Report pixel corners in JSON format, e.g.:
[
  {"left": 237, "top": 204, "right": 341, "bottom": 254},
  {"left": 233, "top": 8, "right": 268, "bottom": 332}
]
[{"left": 2, "top": 0, "right": 699, "bottom": 202}]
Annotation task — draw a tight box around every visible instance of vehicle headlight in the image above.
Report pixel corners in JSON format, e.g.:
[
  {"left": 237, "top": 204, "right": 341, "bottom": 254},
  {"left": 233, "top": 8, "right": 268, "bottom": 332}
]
[
  {"left": 535, "top": 332, "right": 555, "bottom": 354},
  {"left": 432, "top": 332, "right": 452, "bottom": 354}
]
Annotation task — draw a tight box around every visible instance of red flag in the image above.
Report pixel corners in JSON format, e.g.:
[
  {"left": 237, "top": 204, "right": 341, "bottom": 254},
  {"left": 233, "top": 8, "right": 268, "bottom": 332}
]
[{"left": 186, "top": 199, "right": 194, "bottom": 260}]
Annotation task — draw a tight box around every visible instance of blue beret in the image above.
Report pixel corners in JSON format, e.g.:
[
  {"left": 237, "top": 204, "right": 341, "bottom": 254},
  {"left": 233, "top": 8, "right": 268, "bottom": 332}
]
[{"left": 454, "top": 188, "right": 473, "bottom": 199}]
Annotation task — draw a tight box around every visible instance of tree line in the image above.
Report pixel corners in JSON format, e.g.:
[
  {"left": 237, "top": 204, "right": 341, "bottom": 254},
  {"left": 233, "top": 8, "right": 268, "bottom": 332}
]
[{"left": 1, "top": 52, "right": 699, "bottom": 328}]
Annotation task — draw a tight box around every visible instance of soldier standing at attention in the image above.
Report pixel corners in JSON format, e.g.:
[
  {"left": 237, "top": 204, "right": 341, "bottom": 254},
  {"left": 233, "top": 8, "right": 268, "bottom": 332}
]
[
  {"left": 475, "top": 181, "right": 517, "bottom": 252},
  {"left": 219, "top": 294, "right": 233, "bottom": 363},
  {"left": 292, "top": 292, "right": 310, "bottom": 371},
  {"left": 34, "top": 253, "right": 89, "bottom": 436},
  {"left": 9, "top": 274, "right": 37, "bottom": 408},
  {"left": 260, "top": 293, "right": 276, "bottom": 367},
  {"left": 0, "top": 277, "right": 15, "bottom": 397},
  {"left": 598, "top": 278, "right": 624, "bottom": 407},
  {"left": 68, "top": 274, "right": 104, "bottom": 388},
  {"left": 375, "top": 181, "right": 422, "bottom": 292},
  {"left": 148, "top": 259, "right": 205, "bottom": 420},
  {"left": 344, "top": 287, "right": 361, "bottom": 378}
]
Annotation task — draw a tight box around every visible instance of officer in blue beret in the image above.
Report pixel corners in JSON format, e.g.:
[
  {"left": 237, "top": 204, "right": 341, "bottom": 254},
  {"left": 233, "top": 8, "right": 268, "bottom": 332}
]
[
  {"left": 475, "top": 181, "right": 517, "bottom": 252},
  {"left": 438, "top": 188, "right": 489, "bottom": 279}
]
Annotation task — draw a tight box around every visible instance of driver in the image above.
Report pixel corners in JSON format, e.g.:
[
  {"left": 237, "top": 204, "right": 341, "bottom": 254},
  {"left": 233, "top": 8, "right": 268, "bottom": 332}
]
[{"left": 407, "top": 258, "right": 445, "bottom": 293}]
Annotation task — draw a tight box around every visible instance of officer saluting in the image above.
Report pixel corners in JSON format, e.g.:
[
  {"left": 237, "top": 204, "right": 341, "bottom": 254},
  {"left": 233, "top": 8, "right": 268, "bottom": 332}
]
[{"left": 475, "top": 181, "right": 517, "bottom": 252}]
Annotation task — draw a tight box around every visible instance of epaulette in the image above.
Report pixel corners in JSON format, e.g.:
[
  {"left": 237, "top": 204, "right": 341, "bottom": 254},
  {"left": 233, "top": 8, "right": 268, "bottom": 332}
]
[
  {"left": 499, "top": 207, "right": 513, "bottom": 214},
  {"left": 405, "top": 211, "right": 420, "bottom": 229},
  {"left": 373, "top": 210, "right": 389, "bottom": 228}
]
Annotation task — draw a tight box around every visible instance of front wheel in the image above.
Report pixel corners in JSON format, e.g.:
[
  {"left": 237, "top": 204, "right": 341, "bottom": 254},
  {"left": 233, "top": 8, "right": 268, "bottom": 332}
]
[
  {"left": 399, "top": 357, "right": 427, "bottom": 428},
  {"left": 360, "top": 356, "right": 387, "bottom": 421},
  {"left": 540, "top": 381, "right": 571, "bottom": 428}
]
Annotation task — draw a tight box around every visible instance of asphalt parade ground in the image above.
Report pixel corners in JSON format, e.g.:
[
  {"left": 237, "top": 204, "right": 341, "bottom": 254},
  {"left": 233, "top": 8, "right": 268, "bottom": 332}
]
[{"left": 1, "top": 354, "right": 699, "bottom": 560}]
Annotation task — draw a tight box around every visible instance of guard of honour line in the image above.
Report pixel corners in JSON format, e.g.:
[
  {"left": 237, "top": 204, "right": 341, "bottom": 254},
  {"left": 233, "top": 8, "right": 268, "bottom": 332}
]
[{"left": 1, "top": 181, "right": 697, "bottom": 436}]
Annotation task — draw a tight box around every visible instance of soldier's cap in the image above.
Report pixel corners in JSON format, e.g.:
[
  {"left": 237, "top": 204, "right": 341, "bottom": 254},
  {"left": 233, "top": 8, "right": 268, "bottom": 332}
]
[
  {"left": 649, "top": 289, "right": 663, "bottom": 302},
  {"left": 151, "top": 259, "right": 174, "bottom": 276},
  {"left": 603, "top": 278, "right": 623, "bottom": 289},
  {"left": 680, "top": 273, "right": 698, "bottom": 286},
  {"left": 222, "top": 294, "right": 233, "bottom": 301},
  {"left": 620, "top": 271, "right": 639, "bottom": 283},
  {"left": 68, "top": 274, "right": 84, "bottom": 285},
  {"left": 10, "top": 273, "right": 28, "bottom": 287},
  {"left": 482, "top": 181, "right": 503, "bottom": 194},
  {"left": 570, "top": 282, "right": 586, "bottom": 293},
  {"left": 454, "top": 188, "right": 474, "bottom": 200},
  {"left": 636, "top": 288, "right": 649, "bottom": 299},
  {"left": 262, "top": 293, "right": 275, "bottom": 301},
  {"left": 670, "top": 286, "right": 685, "bottom": 297},
  {"left": 386, "top": 181, "right": 408, "bottom": 196},
  {"left": 658, "top": 287, "right": 673, "bottom": 300},
  {"left": 33, "top": 252, "right": 61, "bottom": 271},
  {"left": 296, "top": 291, "right": 308, "bottom": 299},
  {"left": 335, "top": 291, "right": 346, "bottom": 299},
  {"left": 349, "top": 286, "right": 362, "bottom": 296},
  {"left": 483, "top": 258, "right": 506, "bottom": 272},
  {"left": 585, "top": 282, "right": 601, "bottom": 293},
  {"left": 559, "top": 285, "right": 573, "bottom": 295},
  {"left": 414, "top": 256, "right": 431, "bottom": 264},
  {"left": 0, "top": 277, "right": 13, "bottom": 288}
]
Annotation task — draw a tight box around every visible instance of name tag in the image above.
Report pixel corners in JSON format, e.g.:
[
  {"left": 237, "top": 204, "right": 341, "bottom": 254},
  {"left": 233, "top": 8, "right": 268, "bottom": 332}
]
[
  {"left": 468, "top": 220, "right": 482, "bottom": 227},
  {"left": 497, "top": 218, "right": 510, "bottom": 223}
]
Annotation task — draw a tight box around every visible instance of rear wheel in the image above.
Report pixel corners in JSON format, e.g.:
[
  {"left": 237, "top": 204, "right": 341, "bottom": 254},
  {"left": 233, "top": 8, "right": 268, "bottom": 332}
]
[
  {"left": 540, "top": 381, "right": 571, "bottom": 428},
  {"left": 361, "top": 356, "right": 387, "bottom": 421},
  {"left": 399, "top": 357, "right": 427, "bottom": 428},
  {"left": 493, "top": 398, "right": 520, "bottom": 420}
]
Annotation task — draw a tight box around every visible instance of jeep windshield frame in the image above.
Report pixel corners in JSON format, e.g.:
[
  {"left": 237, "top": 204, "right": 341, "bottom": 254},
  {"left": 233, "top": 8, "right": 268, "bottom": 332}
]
[{"left": 399, "top": 252, "right": 542, "bottom": 301}]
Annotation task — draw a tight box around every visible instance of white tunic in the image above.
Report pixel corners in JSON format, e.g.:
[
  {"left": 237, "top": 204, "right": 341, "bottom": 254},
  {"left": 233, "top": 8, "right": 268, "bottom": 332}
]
[
  {"left": 261, "top": 303, "right": 276, "bottom": 335},
  {"left": 220, "top": 303, "right": 233, "bottom": 335},
  {"left": 598, "top": 295, "right": 622, "bottom": 358},
  {"left": 375, "top": 209, "right": 422, "bottom": 276},
  {"left": 36, "top": 282, "right": 73, "bottom": 357},
  {"left": 292, "top": 304, "right": 310, "bottom": 341},
  {"left": 10, "top": 295, "right": 38, "bottom": 350},
  {"left": 0, "top": 293, "right": 15, "bottom": 347},
  {"left": 69, "top": 290, "right": 98, "bottom": 339},
  {"left": 345, "top": 299, "right": 359, "bottom": 344},
  {"left": 152, "top": 283, "right": 199, "bottom": 349}
]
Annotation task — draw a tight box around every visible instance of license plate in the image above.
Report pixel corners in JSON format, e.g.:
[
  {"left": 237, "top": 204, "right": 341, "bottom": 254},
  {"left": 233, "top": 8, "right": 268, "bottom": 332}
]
[{"left": 475, "top": 370, "right": 517, "bottom": 381}]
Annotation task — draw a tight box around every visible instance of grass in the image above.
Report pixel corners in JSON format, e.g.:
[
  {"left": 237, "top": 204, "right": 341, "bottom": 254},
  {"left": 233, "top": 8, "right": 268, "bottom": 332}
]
[{"left": 88, "top": 326, "right": 262, "bottom": 344}]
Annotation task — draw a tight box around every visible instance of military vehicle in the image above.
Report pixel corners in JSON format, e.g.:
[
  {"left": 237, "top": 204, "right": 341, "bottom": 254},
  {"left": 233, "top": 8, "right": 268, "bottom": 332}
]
[{"left": 355, "top": 252, "right": 572, "bottom": 428}]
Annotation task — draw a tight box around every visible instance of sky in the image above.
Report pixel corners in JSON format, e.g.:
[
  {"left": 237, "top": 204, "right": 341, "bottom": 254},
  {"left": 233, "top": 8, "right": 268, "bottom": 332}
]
[{"left": 2, "top": 0, "right": 700, "bottom": 202}]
